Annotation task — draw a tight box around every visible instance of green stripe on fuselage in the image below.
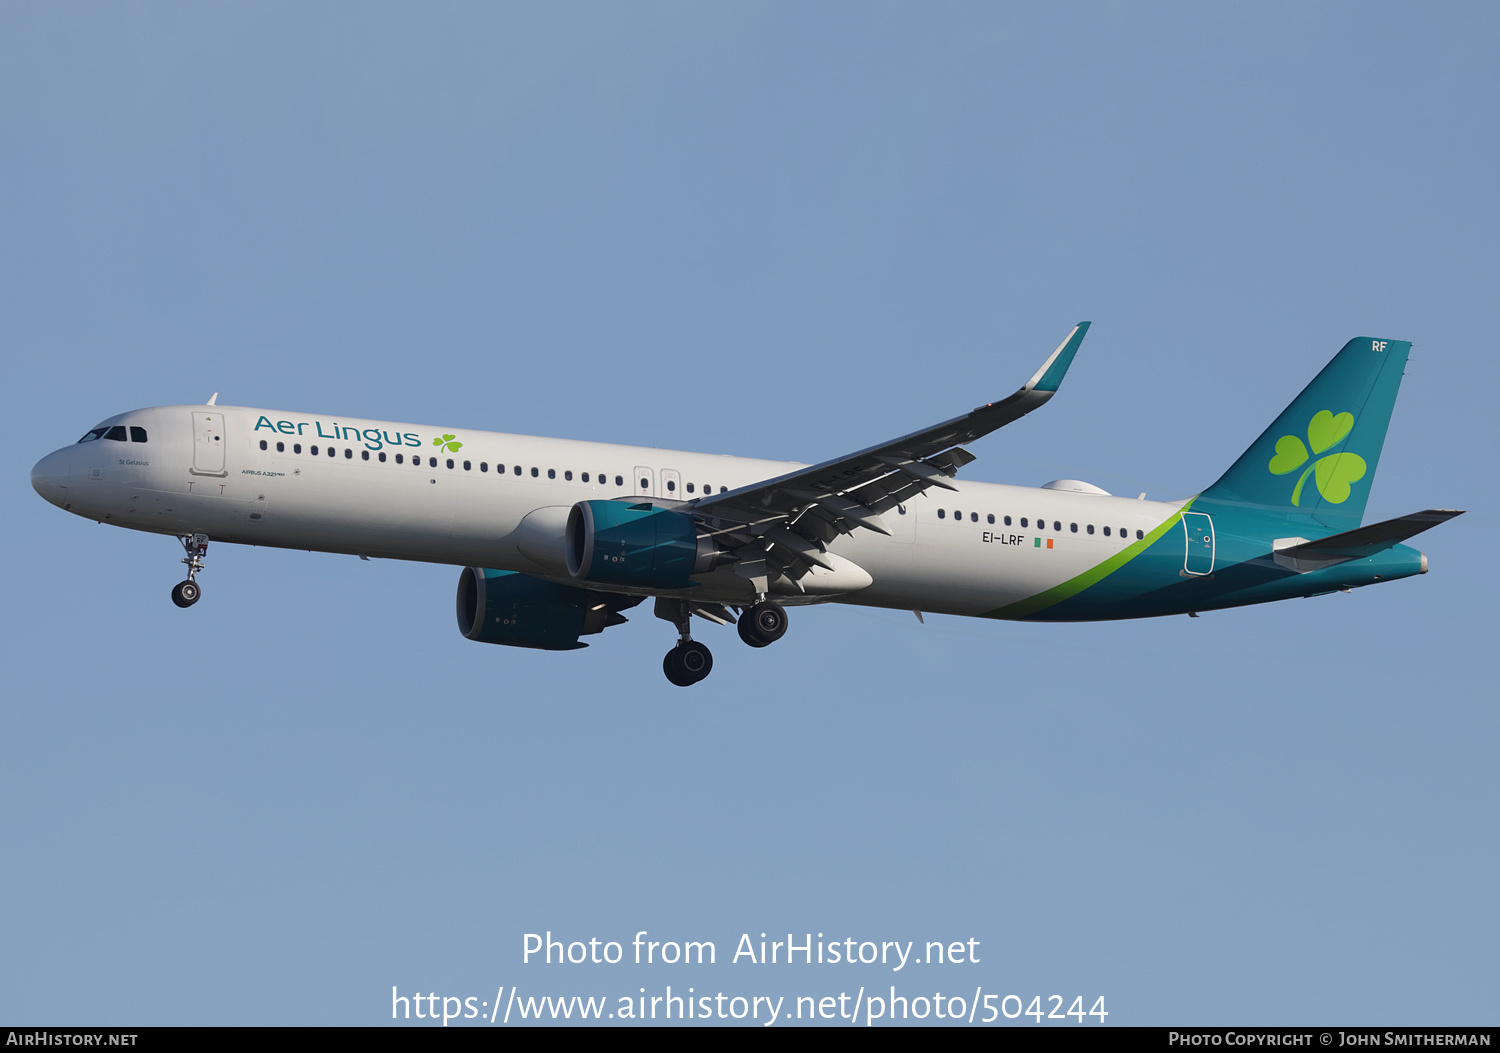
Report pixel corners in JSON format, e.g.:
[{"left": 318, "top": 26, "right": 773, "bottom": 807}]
[{"left": 985, "top": 500, "right": 1193, "bottom": 620}]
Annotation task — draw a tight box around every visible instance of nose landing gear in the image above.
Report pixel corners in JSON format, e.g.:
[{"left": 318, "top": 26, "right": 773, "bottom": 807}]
[{"left": 171, "top": 533, "right": 208, "bottom": 608}]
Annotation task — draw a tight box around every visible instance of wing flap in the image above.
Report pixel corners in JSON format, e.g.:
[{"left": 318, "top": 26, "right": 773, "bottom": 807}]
[{"left": 689, "top": 323, "right": 1092, "bottom": 590}]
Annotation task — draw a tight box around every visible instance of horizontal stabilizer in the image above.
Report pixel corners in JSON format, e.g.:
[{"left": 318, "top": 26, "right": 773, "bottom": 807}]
[{"left": 1273, "top": 509, "right": 1463, "bottom": 572}]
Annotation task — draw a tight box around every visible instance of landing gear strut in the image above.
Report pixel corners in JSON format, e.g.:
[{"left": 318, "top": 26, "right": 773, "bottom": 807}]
[
  {"left": 656, "top": 598, "right": 713, "bottom": 687},
  {"left": 737, "top": 598, "right": 788, "bottom": 648},
  {"left": 172, "top": 533, "right": 208, "bottom": 608}
]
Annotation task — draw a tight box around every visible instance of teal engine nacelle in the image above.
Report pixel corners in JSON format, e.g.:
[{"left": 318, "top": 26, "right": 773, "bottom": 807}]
[
  {"left": 565, "top": 500, "right": 722, "bottom": 589},
  {"left": 456, "top": 567, "right": 640, "bottom": 650}
]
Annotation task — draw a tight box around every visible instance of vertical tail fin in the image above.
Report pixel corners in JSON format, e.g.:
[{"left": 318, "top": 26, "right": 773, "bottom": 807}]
[{"left": 1198, "top": 337, "right": 1410, "bottom": 532}]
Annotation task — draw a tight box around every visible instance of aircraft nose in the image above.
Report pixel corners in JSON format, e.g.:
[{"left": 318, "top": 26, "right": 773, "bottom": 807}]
[{"left": 31, "top": 448, "right": 72, "bottom": 506}]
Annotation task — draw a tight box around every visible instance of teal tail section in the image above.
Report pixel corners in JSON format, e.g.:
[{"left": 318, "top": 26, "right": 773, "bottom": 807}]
[{"left": 1197, "top": 337, "right": 1411, "bottom": 533}]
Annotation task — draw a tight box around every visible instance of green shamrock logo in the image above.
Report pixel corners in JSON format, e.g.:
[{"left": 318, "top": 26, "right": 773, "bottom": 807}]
[
  {"left": 433, "top": 433, "right": 463, "bottom": 453},
  {"left": 1267, "top": 410, "right": 1366, "bottom": 505}
]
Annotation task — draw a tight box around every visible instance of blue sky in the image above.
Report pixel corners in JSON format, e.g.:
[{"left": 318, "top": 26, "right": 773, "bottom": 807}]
[{"left": 2, "top": 2, "right": 1495, "bottom": 1026}]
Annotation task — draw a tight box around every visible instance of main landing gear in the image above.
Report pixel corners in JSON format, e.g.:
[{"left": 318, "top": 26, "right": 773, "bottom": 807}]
[
  {"left": 171, "top": 533, "right": 208, "bottom": 608},
  {"left": 655, "top": 597, "right": 789, "bottom": 686},
  {"left": 664, "top": 640, "right": 713, "bottom": 688},
  {"left": 737, "top": 599, "right": 788, "bottom": 648},
  {"left": 656, "top": 599, "right": 714, "bottom": 687},
  {"left": 655, "top": 597, "right": 790, "bottom": 686}
]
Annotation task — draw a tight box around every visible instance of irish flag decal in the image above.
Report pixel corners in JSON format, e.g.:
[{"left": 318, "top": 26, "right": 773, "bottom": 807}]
[{"left": 1034, "top": 538, "right": 1054, "bottom": 549}]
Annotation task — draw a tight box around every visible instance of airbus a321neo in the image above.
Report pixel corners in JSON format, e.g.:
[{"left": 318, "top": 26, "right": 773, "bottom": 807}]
[{"left": 30, "top": 324, "right": 1461, "bottom": 686}]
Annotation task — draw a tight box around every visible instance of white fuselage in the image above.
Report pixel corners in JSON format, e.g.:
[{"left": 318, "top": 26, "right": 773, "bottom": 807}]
[{"left": 32, "top": 404, "right": 1185, "bottom": 617}]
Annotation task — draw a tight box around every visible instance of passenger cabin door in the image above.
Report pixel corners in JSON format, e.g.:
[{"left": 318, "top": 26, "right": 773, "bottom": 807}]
[
  {"left": 659, "top": 468, "right": 682, "bottom": 500},
  {"left": 191, "top": 412, "right": 227, "bottom": 476},
  {"left": 1182, "top": 512, "right": 1215, "bottom": 576},
  {"left": 633, "top": 466, "right": 655, "bottom": 498}
]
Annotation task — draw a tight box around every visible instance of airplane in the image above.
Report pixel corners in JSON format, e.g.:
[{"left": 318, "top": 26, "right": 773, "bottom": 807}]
[{"left": 30, "top": 324, "right": 1461, "bottom": 686}]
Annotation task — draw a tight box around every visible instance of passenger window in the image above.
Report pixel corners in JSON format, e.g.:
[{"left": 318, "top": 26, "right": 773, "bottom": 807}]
[
  {"left": 277, "top": 442, "right": 285, "bottom": 452},
  {"left": 329, "top": 447, "right": 336, "bottom": 457},
  {"left": 938, "top": 509, "right": 946, "bottom": 519},
  {"left": 310, "top": 445, "right": 319, "bottom": 455},
  {"left": 77, "top": 428, "right": 107, "bottom": 443},
  {"left": 130, "top": 427, "right": 147, "bottom": 443},
  {"left": 720, "top": 486, "right": 727, "bottom": 493},
  {"left": 361, "top": 451, "right": 369, "bottom": 461},
  {"left": 447, "top": 458, "right": 454, "bottom": 469},
  {"left": 616, "top": 476, "right": 624, "bottom": 487},
  {"left": 582, "top": 472, "right": 590, "bottom": 483},
  {"left": 480, "top": 462, "right": 487, "bottom": 472},
  {"left": 667, "top": 480, "right": 676, "bottom": 492},
  {"left": 379, "top": 452, "right": 386, "bottom": 462},
  {"left": 259, "top": 440, "right": 268, "bottom": 450},
  {"left": 548, "top": 469, "right": 556, "bottom": 479},
  {"left": 1070, "top": 522, "right": 1078, "bottom": 533},
  {"left": 1103, "top": 526, "right": 1110, "bottom": 536},
  {"left": 565, "top": 470, "right": 572, "bottom": 481},
  {"left": 971, "top": 512, "right": 979, "bottom": 523},
  {"left": 687, "top": 483, "right": 695, "bottom": 493},
  {"left": 1136, "top": 529, "right": 1144, "bottom": 540},
  {"left": 463, "top": 460, "right": 471, "bottom": 471},
  {"left": 1020, "top": 517, "right": 1028, "bottom": 527},
  {"left": 987, "top": 514, "right": 995, "bottom": 524},
  {"left": 395, "top": 453, "right": 402, "bottom": 464},
  {"left": 953, "top": 509, "right": 961, "bottom": 519},
  {"left": 295, "top": 444, "right": 303, "bottom": 454},
  {"left": 1004, "top": 516, "right": 1012, "bottom": 526},
  {"left": 345, "top": 449, "right": 353, "bottom": 459},
  {"left": 639, "top": 477, "right": 648, "bottom": 489},
  {"left": 1053, "top": 521, "right": 1061, "bottom": 532},
  {"left": 898, "top": 505, "right": 907, "bottom": 515},
  {"left": 514, "top": 465, "right": 522, "bottom": 476},
  {"left": 1086, "top": 524, "right": 1094, "bottom": 534},
  {"left": 427, "top": 457, "right": 435, "bottom": 467},
  {"left": 106, "top": 426, "right": 127, "bottom": 441}
]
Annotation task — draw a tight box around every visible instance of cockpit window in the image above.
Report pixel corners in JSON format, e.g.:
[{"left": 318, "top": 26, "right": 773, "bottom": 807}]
[
  {"left": 130, "top": 426, "right": 147, "bottom": 443},
  {"left": 105, "top": 426, "right": 127, "bottom": 441},
  {"left": 77, "top": 427, "right": 108, "bottom": 443}
]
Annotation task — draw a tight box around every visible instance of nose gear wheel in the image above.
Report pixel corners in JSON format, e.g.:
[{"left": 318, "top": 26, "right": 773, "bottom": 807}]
[{"left": 172, "top": 533, "right": 208, "bottom": 608}]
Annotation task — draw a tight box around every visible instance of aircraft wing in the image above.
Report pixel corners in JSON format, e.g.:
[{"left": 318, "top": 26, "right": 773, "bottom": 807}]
[{"left": 691, "top": 322, "right": 1091, "bottom": 589}]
